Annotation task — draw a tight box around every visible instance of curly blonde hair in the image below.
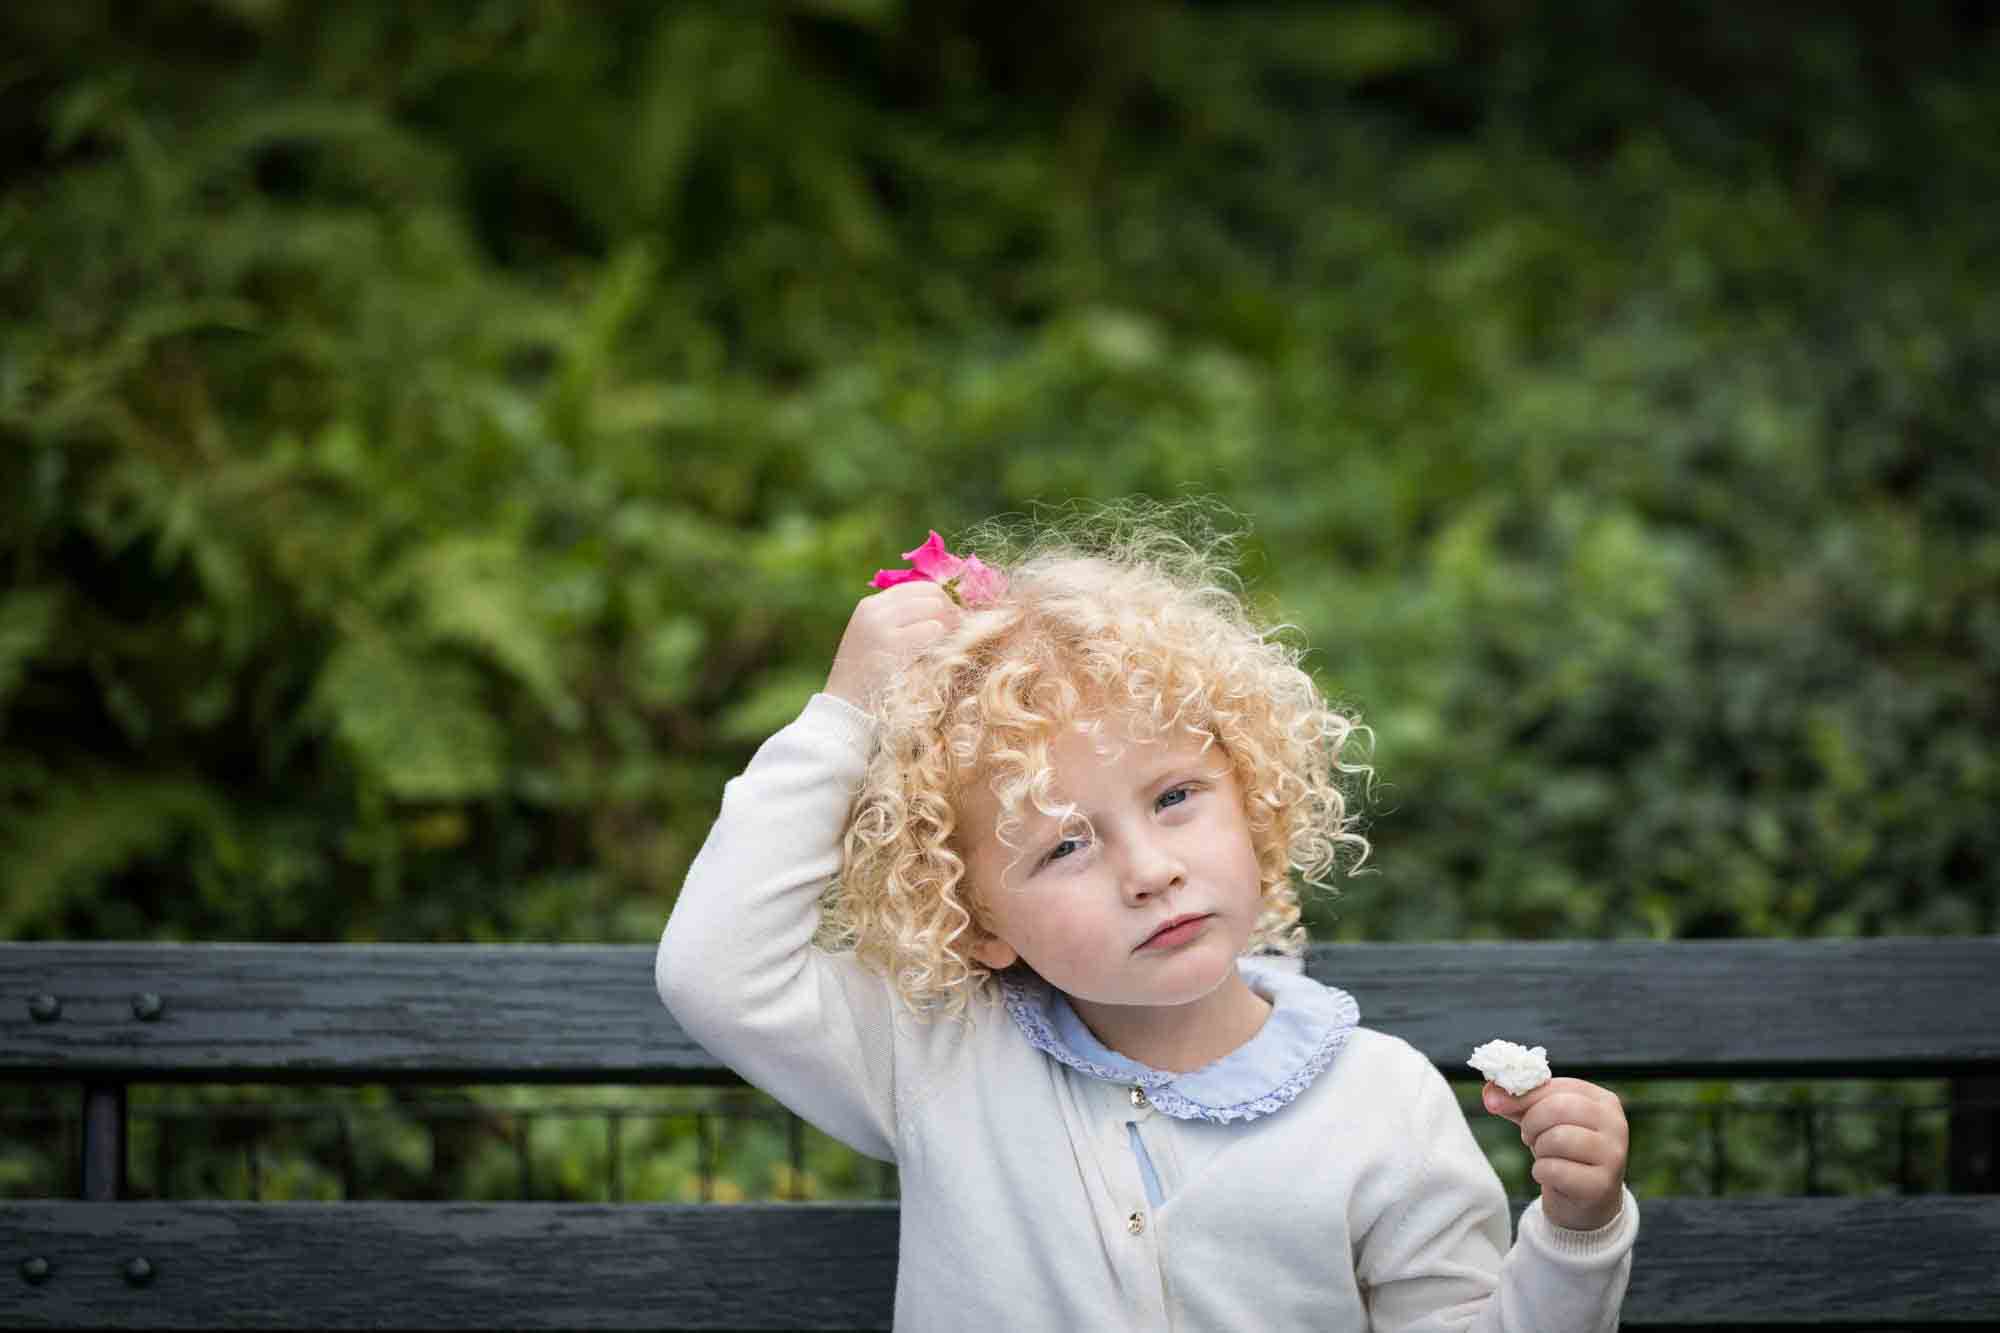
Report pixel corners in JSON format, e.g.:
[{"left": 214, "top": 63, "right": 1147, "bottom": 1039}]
[{"left": 822, "top": 499, "right": 1372, "bottom": 1023}]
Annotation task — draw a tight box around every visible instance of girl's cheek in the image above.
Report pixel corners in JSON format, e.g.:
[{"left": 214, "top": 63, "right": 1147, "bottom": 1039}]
[
  {"left": 1018, "top": 912, "right": 1079, "bottom": 973},
  {"left": 1061, "top": 920, "right": 1119, "bottom": 975}
]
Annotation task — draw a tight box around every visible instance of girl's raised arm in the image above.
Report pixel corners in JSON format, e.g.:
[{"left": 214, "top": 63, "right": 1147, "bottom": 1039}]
[{"left": 654, "top": 585, "right": 962, "bottom": 1164}]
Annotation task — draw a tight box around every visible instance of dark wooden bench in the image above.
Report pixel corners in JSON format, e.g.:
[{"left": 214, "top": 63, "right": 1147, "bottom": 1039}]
[{"left": 4, "top": 937, "right": 1998, "bottom": 1329}]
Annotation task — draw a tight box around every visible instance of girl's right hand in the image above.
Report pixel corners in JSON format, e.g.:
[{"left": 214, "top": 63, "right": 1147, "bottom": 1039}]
[{"left": 823, "top": 583, "right": 963, "bottom": 712}]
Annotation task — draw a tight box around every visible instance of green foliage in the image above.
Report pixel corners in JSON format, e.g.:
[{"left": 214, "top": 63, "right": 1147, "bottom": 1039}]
[
  {"left": 89, "top": 1083, "right": 899, "bottom": 1204},
  {"left": 0, "top": 1076, "right": 1956, "bottom": 1203},
  {"left": 2, "top": 0, "right": 1995, "bottom": 956}
]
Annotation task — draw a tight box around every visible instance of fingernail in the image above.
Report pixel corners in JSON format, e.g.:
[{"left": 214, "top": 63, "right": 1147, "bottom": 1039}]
[{"left": 1483, "top": 1088, "right": 1502, "bottom": 1111}]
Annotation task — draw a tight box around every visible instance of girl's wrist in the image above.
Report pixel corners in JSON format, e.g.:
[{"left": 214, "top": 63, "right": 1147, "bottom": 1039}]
[
  {"left": 807, "top": 691, "right": 879, "bottom": 752},
  {"left": 1532, "top": 1186, "right": 1633, "bottom": 1257}
]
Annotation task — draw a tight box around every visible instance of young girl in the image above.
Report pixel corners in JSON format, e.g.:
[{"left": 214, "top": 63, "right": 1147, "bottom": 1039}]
[{"left": 658, "top": 510, "right": 1636, "bottom": 1330}]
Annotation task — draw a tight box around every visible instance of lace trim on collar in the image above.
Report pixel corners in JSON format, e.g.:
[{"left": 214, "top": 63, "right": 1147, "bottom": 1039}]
[{"left": 997, "top": 958, "right": 1361, "bottom": 1125}]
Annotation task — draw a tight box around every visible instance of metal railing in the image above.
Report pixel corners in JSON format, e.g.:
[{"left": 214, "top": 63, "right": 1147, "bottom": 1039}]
[{"left": 6, "top": 1084, "right": 1992, "bottom": 1203}]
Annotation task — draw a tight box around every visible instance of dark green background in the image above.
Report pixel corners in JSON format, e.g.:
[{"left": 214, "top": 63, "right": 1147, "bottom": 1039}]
[{"left": 4, "top": 0, "right": 1995, "bottom": 954}]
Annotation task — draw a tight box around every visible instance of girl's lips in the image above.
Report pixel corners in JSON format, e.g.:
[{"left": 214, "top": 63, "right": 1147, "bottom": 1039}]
[{"left": 1137, "top": 914, "right": 1212, "bottom": 951}]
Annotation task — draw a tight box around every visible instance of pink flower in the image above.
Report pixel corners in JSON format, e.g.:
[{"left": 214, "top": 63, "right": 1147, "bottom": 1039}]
[
  {"left": 953, "top": 556, "right": 1007, "bottom": 605},
  {"left": 898, "top": 530, "right": 964, "bottom": 582},
  {"left": 870, "top": 530, "right": 1007, "bottom": 607},
  {"left": 868, "top": 567, "right": 929, "bottom": 589}
]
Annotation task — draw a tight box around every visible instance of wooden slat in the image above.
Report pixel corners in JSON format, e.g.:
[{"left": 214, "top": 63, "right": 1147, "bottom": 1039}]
[
  {"left": 1619, "top": 1197, "right": 2000, "bottom": 1325},
  {"left": 4, "top": 1198, "right": 1997, "bottom": 1329},
  {"left": 1310, "top": 936, "right": 2000, "bottom": 1079},
  {"left": 2, "top": 1201, "right": 898, "bottom": 1330},
  {"left": 3, "top": 938, "right": 1998, "bottom": 1082},
  {"left": 0, "top": 943, "right": 715, "bottom": 1083}
]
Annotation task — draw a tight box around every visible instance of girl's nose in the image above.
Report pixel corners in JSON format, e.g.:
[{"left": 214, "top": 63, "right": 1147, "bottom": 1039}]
[{"left": 1123, "top": 837, "right": 1186, "bottom": 902}]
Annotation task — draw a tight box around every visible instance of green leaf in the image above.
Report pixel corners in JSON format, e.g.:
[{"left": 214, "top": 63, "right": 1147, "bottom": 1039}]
[
  {"left": 0, "top": 587, "right": 60, "bottom": 713},
  {"left": 400, "top": 538, "right": 582, "bottom": 730},
  {"left": 0, "top": 773, "right": 229, "bottom": 934},
  {"left": 717, "top": 668, "right": 828, "bottom": 744},
  {"left": 311, "top": 636, "right": 505, "bottom": 802}
]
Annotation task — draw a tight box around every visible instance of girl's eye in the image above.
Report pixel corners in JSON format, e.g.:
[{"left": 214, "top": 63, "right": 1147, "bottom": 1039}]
[
  {"left": 1044, "top": 837, "right": 1083, "bottom": 865},
  {"left": 1039, "top": 786, "right": 1200, "bottom": 868}
]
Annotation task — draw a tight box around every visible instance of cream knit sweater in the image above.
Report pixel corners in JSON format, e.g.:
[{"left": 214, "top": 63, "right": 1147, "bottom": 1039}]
[{"left": 657, "top": 693, "right": 1638, "bottom": 1330}]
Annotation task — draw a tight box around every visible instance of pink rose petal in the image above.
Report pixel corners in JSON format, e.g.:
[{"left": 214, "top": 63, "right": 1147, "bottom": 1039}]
[
  {"left": 955, "top": 557, "right": 1007, "bottom": 605},
  {"left": 869, "top": 568, "right": 929, "bottom": 590},
  {"left": 901, "top": 531, "right": 965, "bottom": 582}
]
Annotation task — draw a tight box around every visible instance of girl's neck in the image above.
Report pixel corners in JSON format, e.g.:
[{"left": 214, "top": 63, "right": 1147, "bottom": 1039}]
[{"left": 1069, "top": 969, "right": 1273, "bottom": 1074}]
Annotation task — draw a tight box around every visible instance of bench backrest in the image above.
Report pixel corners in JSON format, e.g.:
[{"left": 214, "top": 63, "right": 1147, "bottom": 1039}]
[{"left": 5, "top": 937, "right": 1999, "bottom": 1329}]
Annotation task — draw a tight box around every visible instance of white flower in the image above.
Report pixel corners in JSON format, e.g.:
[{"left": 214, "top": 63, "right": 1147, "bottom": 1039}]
[{"left": 1467, "top": 1039, "right": 1551, "bottom": 1095}]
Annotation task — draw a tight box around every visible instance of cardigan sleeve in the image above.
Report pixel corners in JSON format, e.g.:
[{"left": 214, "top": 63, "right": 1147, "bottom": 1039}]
[
  {"left": 655, "top": 692, "right": 902, "bottom": 1162},
  {"left": 1356, "top": 1051, "right": 1637, "bottom": 1332}
]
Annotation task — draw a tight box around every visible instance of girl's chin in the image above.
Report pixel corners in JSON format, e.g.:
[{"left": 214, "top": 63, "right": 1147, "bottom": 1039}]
[{"left": 1104, "top": 953, "right": 1243, "bottom": 1008}]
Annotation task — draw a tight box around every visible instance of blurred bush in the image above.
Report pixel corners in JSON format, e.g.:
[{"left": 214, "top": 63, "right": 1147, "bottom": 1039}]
[{"left": 2, "top": 0, "right": 1995, "bottom": 946}]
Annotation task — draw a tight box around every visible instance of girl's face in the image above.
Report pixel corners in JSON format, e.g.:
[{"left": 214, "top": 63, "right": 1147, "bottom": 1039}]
[{"left": 961, "top": 711, "right": 1265, "bottom": 1011}]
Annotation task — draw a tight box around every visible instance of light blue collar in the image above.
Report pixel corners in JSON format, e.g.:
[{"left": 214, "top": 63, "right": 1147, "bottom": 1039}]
[{"left": 998, "top": 955, "right": 1361, "bottom": 1124}]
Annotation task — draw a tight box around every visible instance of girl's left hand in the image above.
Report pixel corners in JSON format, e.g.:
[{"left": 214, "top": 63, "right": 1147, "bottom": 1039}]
[{"left": 1481, "top": 1077, "right": 1629, "bottom": 1233}]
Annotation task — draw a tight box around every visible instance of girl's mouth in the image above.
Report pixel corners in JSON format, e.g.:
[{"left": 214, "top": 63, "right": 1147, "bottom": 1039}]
[{"left": 1137, "top": 914, "right": 1212, "bottom": 951}]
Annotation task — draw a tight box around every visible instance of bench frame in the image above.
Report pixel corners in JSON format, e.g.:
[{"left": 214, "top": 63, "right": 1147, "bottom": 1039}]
[{"left": 6, "top": 937, "right": 1999, "bottom": 1329}]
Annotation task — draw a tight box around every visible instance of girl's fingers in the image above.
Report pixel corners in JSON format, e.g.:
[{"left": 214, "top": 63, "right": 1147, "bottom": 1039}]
[
  {"left": 1488, "top": 1085, "right": 1573, "bottom": 1131},
  {"left": 899, "top": 610, "right": 960, "bottom": 646},
  {"left": 1514, "top": 1085, "right": 1623, "bottom": 1133},
  {"left": 874, "top": 581, "right": 962, "bottom": 624},
  {"left": 1516, "top": 1091, "right": 1603, "bottom": 1138},
  {"left": 1530, "top": 1157, "right": 1610, "bottom": 1197},
  {"left": 1481, "top": 1081, "right": 1532, "bottom": 1124},
  {"left": 1522, "top": 1123, "right": 1615, "bottom": 1165},
  {"left": 870, "top": 588, "right": 962, "bottom": 647},
  {"left": 1504, "top": 1085, "right": 1629, "bottom": 1163},
  {"left": 1484, "top": 1076, "right": 1598, "bottom": 1120}
]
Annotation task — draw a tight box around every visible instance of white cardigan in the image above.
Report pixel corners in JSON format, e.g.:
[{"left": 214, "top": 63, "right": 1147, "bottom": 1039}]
[{"left": 657, "top": 693, "right": 1638, "bottom": 1330}]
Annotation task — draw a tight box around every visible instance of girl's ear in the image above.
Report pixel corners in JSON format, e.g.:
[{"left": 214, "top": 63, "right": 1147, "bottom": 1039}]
[{"left": 971, "top": 931, "right": 1019, "bottom": 970}]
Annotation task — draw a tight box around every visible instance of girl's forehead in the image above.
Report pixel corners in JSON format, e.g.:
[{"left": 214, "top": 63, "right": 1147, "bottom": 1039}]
[
  {"left": 1057, "top": 709, "right": 1216, "bottom": 757},
  {"left": 1054, "top": 722, "right": 1189, "bottom": 769},
  {"left": 960, "top": 714, "right": 1219, "bottom": 812}
]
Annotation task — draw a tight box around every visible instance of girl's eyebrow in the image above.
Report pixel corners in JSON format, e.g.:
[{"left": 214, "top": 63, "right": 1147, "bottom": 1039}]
[
  {"left": 1026, "top": 758, "right": 1224, "bottom": 830},
  {"left": 1134, "top": 756, "right": 1211, "bottom": 789}
]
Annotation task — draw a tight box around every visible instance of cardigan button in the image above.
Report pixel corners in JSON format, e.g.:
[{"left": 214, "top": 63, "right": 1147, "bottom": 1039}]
[
  {"left": 1126, "top": 1210, "right": 1146, "bottom": 1235},
  {"left": 1128, "top": 1086, "right": 1149, "bottom": 1109}
]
